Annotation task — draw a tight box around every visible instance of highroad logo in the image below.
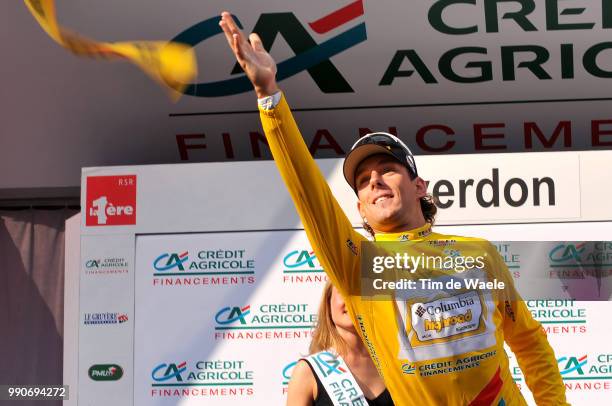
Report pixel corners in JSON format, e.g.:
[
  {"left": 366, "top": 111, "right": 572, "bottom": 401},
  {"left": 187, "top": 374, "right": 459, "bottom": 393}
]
[
  {"left": 85, "top": 175, "right": 136, "bottom": 226},
  {"left": 171, "top": 0, "right": 367, "bottom": 97},
  {"left": 411, "top": 291, "right": 483, "bottom": 341}
]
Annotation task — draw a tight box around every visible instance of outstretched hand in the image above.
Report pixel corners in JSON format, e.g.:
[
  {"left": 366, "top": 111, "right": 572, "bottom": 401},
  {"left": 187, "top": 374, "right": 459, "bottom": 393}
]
[{"left": 219, "top": 11, "right": 279, "bottom": 98}]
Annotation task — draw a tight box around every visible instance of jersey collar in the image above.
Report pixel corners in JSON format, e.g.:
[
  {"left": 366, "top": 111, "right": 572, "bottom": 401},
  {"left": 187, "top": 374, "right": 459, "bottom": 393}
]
[{"left": 374, "top": 222, "right": 432, "bottom": 242}]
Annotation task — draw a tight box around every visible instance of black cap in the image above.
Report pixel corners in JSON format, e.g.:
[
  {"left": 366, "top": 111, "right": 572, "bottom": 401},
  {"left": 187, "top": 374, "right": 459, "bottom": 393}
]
[{"left": 343, "top": 132, "right": 418, "bottom": 191}]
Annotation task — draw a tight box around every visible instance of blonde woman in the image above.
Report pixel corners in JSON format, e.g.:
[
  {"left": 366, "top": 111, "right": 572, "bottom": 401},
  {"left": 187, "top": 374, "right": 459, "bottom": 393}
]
[{"left": 287, "top": 282, "right": 394, "bottom": 406}]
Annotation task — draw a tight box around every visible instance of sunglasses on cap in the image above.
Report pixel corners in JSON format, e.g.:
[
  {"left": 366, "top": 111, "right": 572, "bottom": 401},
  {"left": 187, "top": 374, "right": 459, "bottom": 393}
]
[{"left": 343, "top": 132, "right": 418, "bottom": 191}]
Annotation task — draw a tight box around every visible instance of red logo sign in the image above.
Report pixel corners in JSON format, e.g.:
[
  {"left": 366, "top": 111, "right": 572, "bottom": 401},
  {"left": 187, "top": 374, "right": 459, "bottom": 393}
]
[{"left": 86, "top": 175, "right": 137, "bottom": 226}]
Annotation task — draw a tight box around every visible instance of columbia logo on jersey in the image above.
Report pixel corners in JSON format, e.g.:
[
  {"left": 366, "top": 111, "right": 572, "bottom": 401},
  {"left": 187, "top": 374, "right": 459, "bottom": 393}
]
[{"left": 415, "top": 305, "right": 426, "bottom": 317}]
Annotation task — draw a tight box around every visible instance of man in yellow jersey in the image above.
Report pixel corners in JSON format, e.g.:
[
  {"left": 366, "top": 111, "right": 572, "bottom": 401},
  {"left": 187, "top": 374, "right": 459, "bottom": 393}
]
[{"left": 219, "top": 12, "right": 568, "bottom": 405}]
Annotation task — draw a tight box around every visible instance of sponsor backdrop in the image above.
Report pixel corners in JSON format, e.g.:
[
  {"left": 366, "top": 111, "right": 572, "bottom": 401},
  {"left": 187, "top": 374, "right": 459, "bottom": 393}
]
[
  {"left": 66, "top": 150, "right": 612, "bottom": 405},
  {"left": 4, "top": 1, "right": 612, "bottom": 193}
]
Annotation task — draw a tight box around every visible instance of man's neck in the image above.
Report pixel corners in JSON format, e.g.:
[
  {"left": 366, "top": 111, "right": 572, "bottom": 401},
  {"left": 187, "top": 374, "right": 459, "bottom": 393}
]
[{"left": 373, "top": 218, "right": 427, "bottom": 235}]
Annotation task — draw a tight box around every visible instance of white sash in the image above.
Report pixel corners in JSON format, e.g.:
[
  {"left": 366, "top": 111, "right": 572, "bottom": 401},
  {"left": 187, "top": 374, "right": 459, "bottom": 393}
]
[{"left": 305, "top": 351, "right": 368, "bottom": 406}]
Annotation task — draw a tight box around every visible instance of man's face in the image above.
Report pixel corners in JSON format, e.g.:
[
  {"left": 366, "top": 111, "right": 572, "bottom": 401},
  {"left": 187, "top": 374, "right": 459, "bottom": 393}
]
[{"left": 354, "top": 154, "right": 426, "bottom": 232}]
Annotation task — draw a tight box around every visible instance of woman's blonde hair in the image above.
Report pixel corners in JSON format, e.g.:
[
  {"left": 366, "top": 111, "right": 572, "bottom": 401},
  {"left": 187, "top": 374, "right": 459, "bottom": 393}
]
[{"left": 309, "top": 281, "right": 348, "bottom": 356}]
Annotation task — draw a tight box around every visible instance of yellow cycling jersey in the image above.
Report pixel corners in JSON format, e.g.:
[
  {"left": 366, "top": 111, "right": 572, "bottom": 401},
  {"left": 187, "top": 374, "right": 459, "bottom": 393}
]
[{"left": 259, "top": 94, "right": 568, "bottom": 406}]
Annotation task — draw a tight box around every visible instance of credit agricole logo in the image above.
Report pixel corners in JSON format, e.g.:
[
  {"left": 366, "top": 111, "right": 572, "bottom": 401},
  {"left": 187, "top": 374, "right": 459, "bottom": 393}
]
[{"left": 171, "top": 0, "right": 367, "bottom": 97}]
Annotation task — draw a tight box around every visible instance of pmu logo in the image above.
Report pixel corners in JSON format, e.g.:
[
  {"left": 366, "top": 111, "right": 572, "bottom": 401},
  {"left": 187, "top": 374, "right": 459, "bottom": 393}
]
[
  {"left": 152, "top": 362, "right": 188, "bottom": 382},
  {"left": 89, "top": 364, "right": 124, "bottom": 381},
  {"left": 153, "top": 252, "right": 189, "bottom": 271},
  {"left": 549, "top": 243, "right": 586, "bottom": 263},
  {"left": 558, "top": 355, "right": 588, "bottom": 376},
  {"left": 86, "top": 175, "right": 136, "bottom": 226},
  {"left": 215, "top": 305, "right": 251, "bottom": 325},
  {"left": 283, "top": 250, "right": 322, "bottom": 272},
  {"left": 171, "top": 0, "right": 367, "bottom": 97}
]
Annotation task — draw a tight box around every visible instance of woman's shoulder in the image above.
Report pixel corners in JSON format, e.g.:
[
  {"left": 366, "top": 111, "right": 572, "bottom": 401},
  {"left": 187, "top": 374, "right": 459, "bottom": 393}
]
[
  {"left": 287, "top": 359, "right": 318, "bottom": 404},
  {"left": 292, "top": 359, "right": 316, "bottom": 380}
]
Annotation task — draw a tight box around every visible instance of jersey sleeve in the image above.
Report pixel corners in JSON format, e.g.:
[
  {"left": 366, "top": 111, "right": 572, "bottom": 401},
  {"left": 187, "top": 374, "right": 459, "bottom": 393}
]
[
  {"left": 491, "top": 249, "right": 569, "bottom": 405},
  {"left": 259, "top": 93, "right": 364, "bottom": 296}
]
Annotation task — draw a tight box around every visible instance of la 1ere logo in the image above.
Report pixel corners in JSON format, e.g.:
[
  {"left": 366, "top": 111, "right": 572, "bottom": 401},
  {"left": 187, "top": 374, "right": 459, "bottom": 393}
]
[{"left": 86, "top": 175, "right": 137, "bottom": 226}]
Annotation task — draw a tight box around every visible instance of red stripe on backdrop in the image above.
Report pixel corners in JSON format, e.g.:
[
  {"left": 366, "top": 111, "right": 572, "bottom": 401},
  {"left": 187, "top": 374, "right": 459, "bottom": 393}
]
[{"left": 308, "top": 0, "right": 364, "bottom": 34}]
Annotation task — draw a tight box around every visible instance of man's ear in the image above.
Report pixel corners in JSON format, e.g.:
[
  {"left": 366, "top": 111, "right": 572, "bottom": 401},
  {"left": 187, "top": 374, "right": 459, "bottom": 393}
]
[
  {"left": 415, "top": 177, "right": 428, "bottom": 199},
  {"left": 357, "top": 200, "right": 365, "bottom": 218}
]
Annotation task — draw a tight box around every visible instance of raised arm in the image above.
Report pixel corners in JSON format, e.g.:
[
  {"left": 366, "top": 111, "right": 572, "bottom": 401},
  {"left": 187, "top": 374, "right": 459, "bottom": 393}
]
[{"left": 219, "top": 12, "right": 364, "bottom": 295}]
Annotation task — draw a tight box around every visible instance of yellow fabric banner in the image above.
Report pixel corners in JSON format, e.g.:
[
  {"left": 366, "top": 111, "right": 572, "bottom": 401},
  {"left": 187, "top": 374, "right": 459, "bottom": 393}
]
[{"left": 24, "top": 0, "right": 197, "bottom": 100}]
